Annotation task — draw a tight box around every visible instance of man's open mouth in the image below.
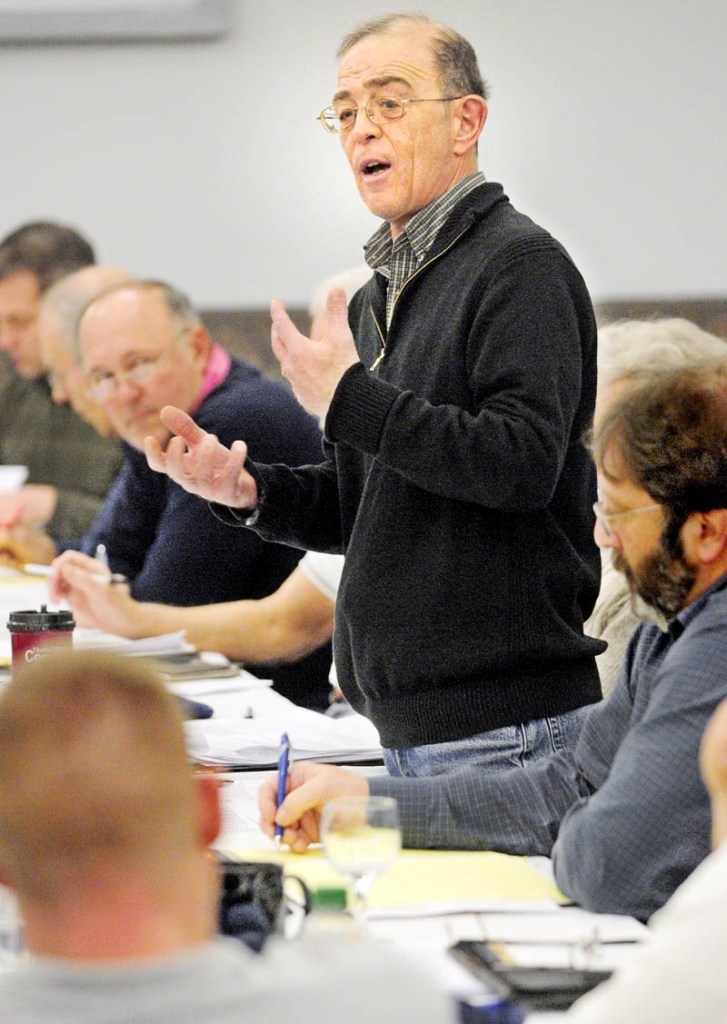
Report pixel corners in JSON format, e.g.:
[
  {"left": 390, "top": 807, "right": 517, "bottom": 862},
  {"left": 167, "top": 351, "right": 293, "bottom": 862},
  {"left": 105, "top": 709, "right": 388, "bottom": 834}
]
[{"left": 362, "top": 160, "right": 390, "bottom": 176}]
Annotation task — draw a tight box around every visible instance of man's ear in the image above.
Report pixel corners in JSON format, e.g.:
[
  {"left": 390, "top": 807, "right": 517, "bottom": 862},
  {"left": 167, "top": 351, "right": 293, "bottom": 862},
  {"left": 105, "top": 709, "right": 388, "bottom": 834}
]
[
  {"left": 189, "top": 325, "right": 212, "bottom": 367},
  {"left": 0, "top": 846, "right": 16, "bottom": 892},
  {"left": 453, "top": 96, "right": 487, "bottom": 156},
  {"left": 194, "top": 774, "right": 223, "bottom": 850},
  {"left": 685, "top": 508, "right": 727, "bottom": 564}
]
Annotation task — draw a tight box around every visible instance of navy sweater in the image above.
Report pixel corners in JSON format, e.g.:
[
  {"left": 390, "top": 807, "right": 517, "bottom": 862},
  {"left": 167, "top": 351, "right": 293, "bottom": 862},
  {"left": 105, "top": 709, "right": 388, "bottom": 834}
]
[{"left": 228, "top": 184, "right": 604, "bottom": 745}]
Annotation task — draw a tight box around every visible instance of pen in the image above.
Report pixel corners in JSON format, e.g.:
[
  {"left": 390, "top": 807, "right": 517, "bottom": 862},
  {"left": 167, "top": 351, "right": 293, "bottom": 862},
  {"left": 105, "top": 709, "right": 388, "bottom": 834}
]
[
  {"left": 94, "top": 543, "right": 128, "bottom": 585},
  {"left": 274, "top": 732, "right": 291, "bottom": 850},
  {"left": 21, "top": 563, "right": 52, "bottom": 577}
]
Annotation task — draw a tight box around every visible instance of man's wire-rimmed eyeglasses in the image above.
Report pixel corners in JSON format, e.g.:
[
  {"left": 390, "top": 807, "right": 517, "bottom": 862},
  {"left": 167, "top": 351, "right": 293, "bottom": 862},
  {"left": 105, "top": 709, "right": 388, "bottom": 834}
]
[
  {"left": 318, "top": 95, "right": 464, "bottom": 134},
  {"left": 592, "top": 500, "right": 661, "bottom": 538},
  {"left": 89, "top": 331, "right": 190, "bottom": 402}
]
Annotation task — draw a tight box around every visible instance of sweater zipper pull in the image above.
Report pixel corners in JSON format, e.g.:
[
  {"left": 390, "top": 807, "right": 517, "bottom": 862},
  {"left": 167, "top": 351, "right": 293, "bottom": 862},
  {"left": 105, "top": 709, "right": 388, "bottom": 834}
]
[{"left": 369, "top": 302, "right": 386, "bottom": 370}]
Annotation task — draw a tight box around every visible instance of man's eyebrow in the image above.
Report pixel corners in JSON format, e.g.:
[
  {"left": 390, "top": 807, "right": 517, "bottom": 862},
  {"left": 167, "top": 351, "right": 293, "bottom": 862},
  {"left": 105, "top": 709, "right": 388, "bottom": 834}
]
[{"left": 333, "top": 75, "right": 413, "bottom": 102}]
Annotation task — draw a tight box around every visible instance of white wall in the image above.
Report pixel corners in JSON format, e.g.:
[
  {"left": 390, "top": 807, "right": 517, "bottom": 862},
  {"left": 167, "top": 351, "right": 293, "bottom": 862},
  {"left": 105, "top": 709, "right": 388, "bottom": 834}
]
[{"left": 0, "top": 0, "right": 724, "bottom": 307}]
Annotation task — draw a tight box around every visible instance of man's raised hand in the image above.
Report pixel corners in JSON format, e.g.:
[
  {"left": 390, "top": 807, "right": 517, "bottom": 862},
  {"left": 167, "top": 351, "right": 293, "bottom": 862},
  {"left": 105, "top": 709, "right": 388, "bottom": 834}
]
[{"left": 144, "top": 406, "right": 258, "bottom": 509}]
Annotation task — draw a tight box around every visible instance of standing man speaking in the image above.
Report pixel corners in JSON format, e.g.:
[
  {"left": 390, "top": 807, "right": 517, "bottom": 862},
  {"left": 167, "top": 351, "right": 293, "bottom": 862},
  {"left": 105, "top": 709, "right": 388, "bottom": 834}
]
[{"left": 148, "top": 14, "right": 603, "bottom": 776}]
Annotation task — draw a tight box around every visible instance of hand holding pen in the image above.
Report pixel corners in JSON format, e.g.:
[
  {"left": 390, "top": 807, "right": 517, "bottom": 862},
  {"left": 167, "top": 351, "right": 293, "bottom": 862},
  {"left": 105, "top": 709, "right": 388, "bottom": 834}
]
[
  {"left": 259, "top": 759, "right": 369, "bottom": 853},
  {"left": 47, "top": 550, "right": 133, "bottom": 630}
]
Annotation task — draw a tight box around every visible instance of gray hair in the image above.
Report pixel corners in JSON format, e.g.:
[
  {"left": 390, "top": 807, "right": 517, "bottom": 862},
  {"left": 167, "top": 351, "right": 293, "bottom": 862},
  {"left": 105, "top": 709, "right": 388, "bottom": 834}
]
[
  {"left": 42, "top": 266, "right": 131, "bottom": 359},
  {"left": 337, "top": 13, "right": 489, "bottom": 100},
  {"left": 79, "top": 279, "right": 202, "bottom": 335},
  {"left": 598, "top": 318, "right": 727, "bottom": 389},
  {"left": 593, "top": 365, "right": 727, "bottom": 526}
]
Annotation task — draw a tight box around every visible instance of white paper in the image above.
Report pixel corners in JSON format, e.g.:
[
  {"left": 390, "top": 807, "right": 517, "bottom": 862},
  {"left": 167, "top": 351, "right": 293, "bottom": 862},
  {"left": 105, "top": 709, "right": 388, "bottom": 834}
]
[
  {"left": 475, "top": 908, "right": 648, "bottom": 945},
  {"left": 186, "top": 708, "right": 382, "bottom": 768},
  {"left": 167, "top": 670, "right": 273, "bottom": 697},
  {"left": 73, "top": 628, "right": 195, "bottom": 656}
]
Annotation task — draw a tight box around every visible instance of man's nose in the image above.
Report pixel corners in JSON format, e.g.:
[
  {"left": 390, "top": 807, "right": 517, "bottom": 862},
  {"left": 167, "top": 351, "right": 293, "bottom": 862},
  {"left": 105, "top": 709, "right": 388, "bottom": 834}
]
[
  {"left": 114, "top": 376, "right": 143, "bottom": 402},
  {"left": 351, "top": 106, "right": 381, "bottom": 140},
  {"left": 50, "top": 379, "right": 69, "bottom": 404},
  {"left": 594, "top": 517, "right": 620, "bottom": 551}
]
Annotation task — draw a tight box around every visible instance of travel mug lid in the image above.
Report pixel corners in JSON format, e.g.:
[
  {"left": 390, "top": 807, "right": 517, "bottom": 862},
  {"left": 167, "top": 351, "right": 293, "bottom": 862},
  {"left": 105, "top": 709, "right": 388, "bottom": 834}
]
[{"left": 7, "top": 605, "right": 75, "bottom": 632}]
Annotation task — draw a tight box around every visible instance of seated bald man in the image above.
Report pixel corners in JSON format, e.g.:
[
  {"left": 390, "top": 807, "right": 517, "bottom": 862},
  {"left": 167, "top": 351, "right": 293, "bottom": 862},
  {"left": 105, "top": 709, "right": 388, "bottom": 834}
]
[
  {"left": 49, "top": 280, "right": 331, "bottom": 709},
  {"left": 0, "top": 649, "right": 447, "bottom": 1024}
]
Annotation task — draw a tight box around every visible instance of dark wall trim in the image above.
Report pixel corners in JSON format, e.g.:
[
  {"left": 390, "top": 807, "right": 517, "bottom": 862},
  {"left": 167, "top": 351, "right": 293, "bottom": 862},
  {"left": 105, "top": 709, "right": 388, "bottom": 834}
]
[
  {"left": 201, "top": 297, "right": 727, "bottom": 384},
  {"left": 594, "top": 296, "right": 727, "bottom": 336},
  {"left": 0, "top": 1, "right": 233, "bottom": 45}
]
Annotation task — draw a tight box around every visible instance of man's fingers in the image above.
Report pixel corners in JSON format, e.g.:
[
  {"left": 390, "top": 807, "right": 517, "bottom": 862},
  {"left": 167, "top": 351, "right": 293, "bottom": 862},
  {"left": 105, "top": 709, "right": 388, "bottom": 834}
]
[
  {"left": 159, "top": 405, "right": 204, "bottom": 445},
  {"left": 295, "top": 809, "right": 322, "bottom": 849},
  {"left": 325, "top": 286, "right": 349, "bottom": 322},
  {"left": 65, "top": 550, "right": 107, "bottom": 573},
  {"left": 146, "top": 409, "right": 205, "bottom": 475},
  {"left": 275, "top": 776, "right": 328, "bottom": 827},
  {"left": 270, "top": 328, "right": 288, "bottom": 369},
  {"left": 164, "top": 434, "right": 193, "bottom": 463},
  {"left": 49, "top": 554, "right": 106, "bottom": 603},
  {"left": 61, "top": 563, "right": 94, "bottom": 590},
  {"left": 270, "top": 298, "right": 303, "bottom": 351},
  {"left": 270, "top": 298, "right": 290, "bottom": 329},
  {"left": 144, "top": 436, "right": 166, "bottom": 472},
  {"left": 258, "top": 777, "right": 279, "bottom": 838}
]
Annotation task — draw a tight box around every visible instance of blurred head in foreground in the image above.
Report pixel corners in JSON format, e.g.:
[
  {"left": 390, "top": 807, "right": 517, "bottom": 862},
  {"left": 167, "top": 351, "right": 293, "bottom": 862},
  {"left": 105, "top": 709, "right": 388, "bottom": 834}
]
[{"left": 0, "top": 650, "right": 221, "bottom": 960}]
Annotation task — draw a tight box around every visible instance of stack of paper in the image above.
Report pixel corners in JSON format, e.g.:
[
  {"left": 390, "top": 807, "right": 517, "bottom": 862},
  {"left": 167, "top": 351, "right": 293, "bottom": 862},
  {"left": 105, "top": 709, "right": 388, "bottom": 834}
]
[
  {"left": 167, "top": 670, "right": 272, "bottom": 698},
  {"left": 73, "top": 628, "right": 195, "bottom": 657},
  {"left": 186, "top": 707, "right": 382, "bottom": 768}
]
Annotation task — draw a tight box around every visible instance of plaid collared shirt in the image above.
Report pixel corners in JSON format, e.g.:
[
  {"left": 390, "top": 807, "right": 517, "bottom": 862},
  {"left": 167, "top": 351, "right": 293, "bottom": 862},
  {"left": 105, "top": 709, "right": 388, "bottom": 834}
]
[{"left": 363, "top": 171, "right": 485, "bottom": 328}]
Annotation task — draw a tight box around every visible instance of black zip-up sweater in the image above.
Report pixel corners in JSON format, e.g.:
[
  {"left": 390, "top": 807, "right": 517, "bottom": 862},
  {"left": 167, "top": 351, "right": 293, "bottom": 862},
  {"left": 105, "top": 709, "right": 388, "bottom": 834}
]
[{"left": 235, "top": 182, "right": 604, "bottom": 748}]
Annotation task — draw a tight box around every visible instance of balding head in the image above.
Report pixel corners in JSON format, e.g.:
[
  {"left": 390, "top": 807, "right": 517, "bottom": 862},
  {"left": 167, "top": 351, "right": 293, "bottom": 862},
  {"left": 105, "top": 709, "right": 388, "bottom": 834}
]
[
  {"left": 41, "top": 266, "right": 131, "bottom": 360},
  {"left": 0, "top": 651, "right": 195, "bottom": 901},
  {"left": 78, "top": 281, "right": 211, "bottom": 449},
  {"left": 40, "top": 266, "right": 131, "bottom": 435},
  {"left": 0, "top": 650, "right": 222, "bottom": 960}
]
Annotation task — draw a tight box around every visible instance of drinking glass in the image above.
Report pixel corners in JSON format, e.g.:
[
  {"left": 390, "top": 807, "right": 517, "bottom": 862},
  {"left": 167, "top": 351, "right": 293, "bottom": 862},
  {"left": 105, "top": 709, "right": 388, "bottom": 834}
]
[{"left": 320, "top": 794, "right": 401, "bottom": 929}]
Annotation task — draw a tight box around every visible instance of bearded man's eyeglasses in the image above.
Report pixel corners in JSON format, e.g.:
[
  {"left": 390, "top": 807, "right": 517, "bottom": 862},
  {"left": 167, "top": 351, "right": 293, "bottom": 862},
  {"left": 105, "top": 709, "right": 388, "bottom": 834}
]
[{"left": 593, "top": 500, "right": 661, "bottom": 538}]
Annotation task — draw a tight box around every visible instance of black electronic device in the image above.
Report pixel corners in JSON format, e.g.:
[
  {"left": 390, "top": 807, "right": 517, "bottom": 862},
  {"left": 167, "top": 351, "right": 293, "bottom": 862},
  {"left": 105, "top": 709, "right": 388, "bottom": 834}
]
[{"left": 449, "top": 940, "right": 612, "bottom": 1011}]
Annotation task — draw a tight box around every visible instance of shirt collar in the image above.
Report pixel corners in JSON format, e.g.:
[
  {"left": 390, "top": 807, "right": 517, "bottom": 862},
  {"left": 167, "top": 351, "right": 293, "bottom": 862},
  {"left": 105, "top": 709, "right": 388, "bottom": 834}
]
[
  {"left": 189, "top": 343, "right": 231, "bottom": 416},
  {"left": 668, "top": 567, "right": 727, "bottom": 639},
  {"left": 364, "top": 171, "right": 486, "bottom": 275}
]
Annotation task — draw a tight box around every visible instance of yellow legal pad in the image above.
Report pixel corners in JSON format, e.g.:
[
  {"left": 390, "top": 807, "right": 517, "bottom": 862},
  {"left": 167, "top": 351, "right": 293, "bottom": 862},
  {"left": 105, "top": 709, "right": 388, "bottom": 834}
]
[{"left": 225, "top": 847, "right": 565, "bottom": 908}]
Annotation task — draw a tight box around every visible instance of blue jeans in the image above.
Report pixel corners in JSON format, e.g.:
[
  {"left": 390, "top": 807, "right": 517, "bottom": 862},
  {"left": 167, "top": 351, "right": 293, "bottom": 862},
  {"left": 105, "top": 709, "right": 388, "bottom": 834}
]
[{"left": 383, "top": 705, "right": 590, "bottom": 778}]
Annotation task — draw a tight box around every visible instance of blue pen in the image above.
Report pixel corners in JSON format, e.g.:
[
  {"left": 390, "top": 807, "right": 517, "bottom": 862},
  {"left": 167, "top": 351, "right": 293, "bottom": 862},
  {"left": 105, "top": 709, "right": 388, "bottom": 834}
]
[{"left": 274, "top": 732, "right": 291, "bottom": 849}]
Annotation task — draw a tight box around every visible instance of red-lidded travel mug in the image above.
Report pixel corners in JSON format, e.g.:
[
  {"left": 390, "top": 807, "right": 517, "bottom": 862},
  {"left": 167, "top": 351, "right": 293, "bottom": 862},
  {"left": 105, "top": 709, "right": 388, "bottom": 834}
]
[{"left": 7, "top": 605, "right": 75, "bottom": 674}]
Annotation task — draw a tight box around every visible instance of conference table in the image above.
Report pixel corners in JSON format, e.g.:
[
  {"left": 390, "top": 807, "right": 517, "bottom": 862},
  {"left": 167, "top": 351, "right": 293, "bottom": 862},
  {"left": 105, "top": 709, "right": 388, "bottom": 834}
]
[{"left": 0, "top": 568, "right": 646, "bottom": 1020}]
